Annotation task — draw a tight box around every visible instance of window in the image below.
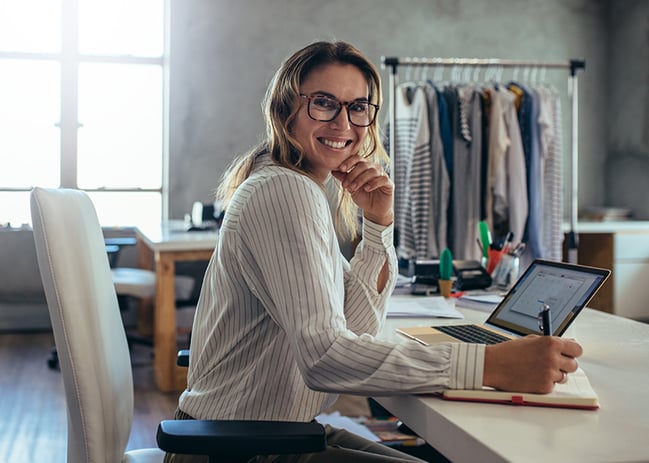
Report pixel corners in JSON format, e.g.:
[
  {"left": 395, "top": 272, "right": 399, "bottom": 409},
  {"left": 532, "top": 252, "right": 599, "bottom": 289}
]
[{"left": 0, "top": 0, "right": 167, "bottom": 227}]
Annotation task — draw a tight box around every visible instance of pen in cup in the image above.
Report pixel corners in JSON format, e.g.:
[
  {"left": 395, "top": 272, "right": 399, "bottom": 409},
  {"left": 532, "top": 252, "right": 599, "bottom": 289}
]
[{"left": 501, "top": 232, "right": 514, "bottom": 253}]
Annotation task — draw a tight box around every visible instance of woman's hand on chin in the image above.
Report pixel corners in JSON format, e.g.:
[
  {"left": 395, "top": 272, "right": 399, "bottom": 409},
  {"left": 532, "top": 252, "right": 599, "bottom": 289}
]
[{"left": 331, "top": 155, "right": 394, "bottom": 226}]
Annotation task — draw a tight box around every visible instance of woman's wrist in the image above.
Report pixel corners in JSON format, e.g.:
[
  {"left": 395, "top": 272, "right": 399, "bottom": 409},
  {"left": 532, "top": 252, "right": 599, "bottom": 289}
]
[{"left": 363, "top": 211, "right": 394, "bottom": 227}]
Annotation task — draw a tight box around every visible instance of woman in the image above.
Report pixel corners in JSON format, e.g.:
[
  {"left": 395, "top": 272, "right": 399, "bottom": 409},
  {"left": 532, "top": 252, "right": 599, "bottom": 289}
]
[{"left": 166, "top": 41, "right": 582, "bottom": 463}]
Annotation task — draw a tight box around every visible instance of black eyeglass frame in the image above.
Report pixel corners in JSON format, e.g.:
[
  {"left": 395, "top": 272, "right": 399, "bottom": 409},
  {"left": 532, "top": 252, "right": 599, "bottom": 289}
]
[{"left": 299, "top": 93, "right": 379, "bottom": 127}]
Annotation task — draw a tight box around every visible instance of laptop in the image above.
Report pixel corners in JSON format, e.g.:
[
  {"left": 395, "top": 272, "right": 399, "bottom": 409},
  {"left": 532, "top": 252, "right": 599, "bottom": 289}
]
[{"left": 397, "top": 259, "right": 610, "bottom": 345}]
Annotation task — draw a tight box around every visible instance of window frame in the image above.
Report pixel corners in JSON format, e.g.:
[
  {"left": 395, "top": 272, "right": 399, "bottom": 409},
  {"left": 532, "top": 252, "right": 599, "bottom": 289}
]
[{"left": 0, "top": 0, "right": 169, "bottom": 224}]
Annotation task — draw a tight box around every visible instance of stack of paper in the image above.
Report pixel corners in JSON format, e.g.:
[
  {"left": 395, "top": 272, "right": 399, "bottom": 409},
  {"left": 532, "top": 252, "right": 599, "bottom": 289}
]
[
  {"left": 387, "top": 295, "right": 464, "bottom": 318},
  {"left": 455, "top": 293, "right": 503, "bottom": 312}
]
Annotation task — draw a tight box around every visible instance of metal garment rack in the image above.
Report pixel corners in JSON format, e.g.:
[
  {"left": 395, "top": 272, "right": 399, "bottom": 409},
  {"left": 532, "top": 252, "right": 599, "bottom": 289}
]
[{"left": 381, "top": 56, "right": 586, "bottom": 263}]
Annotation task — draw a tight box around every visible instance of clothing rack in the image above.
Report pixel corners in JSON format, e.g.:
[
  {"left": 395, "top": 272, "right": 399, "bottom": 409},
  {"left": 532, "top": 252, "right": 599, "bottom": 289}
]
[{"left": 381, "top": 56, "right": 586, "bottom": 263}]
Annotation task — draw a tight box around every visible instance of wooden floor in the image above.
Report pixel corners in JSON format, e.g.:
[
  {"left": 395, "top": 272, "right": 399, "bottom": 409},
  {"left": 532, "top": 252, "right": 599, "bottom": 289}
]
[
  {"left": 0, "top": 331, "right": 180, "bottom": 463},
  {"left": 0, "top": 331, "right": 375, "bottom": 463},
  {"left": 0, "top": 331, "right": 453, "bottom": 462}
]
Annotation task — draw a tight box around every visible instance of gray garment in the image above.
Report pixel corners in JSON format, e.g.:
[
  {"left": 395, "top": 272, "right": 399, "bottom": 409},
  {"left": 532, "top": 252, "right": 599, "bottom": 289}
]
[
  {"left": 538, "top": 86, "right": 564, "bottom": 261},
  {"left": 163, "top": 409, "right": 425, "bottom": 463},
  {"left": 423, "top": 84, "right": 450, "bottom": 257},
  {"left": 452, "top": 86, "right": 483, "bottom": 261},
  {"left": 492, "top": 88, "right": 528, "bottom": 247}
]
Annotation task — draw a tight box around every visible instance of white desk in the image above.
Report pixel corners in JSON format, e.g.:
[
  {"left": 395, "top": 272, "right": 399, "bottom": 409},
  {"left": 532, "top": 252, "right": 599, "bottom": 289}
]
[
  {"left": 375, "top": 302, "right": 649, "bottom": 463},
  {"left": 136, "top": 221, "right": 218, "bottom": 392}
]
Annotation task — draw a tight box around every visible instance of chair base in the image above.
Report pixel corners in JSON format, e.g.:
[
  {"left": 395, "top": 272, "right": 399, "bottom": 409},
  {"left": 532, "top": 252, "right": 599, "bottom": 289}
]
[{"left": 47, "top": 347, "right": 59, "bottom": 370}]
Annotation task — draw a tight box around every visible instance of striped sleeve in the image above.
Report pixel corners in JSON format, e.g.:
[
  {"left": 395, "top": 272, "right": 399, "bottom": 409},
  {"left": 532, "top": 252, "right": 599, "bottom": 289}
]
[
  {"left": 343, "top": 218, "right": 397, "bottom": 336},
  {"left": 448, "top": 343, "right": 485, "bottom": 390}
]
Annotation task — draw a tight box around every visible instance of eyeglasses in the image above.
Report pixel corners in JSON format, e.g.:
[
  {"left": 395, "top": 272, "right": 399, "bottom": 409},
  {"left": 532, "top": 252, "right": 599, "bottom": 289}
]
[{"left": 300, "top": 93, "right": 379, "bottom": 127}]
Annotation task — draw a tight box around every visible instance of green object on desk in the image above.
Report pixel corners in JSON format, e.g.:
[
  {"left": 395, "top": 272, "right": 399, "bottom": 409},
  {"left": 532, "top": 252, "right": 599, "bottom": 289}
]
[
  {"left": 439, "top": 247, "right": 453, "bottom": 280},
  {"left": 479, "top": 221, "right": 491, "bottom": 258}
]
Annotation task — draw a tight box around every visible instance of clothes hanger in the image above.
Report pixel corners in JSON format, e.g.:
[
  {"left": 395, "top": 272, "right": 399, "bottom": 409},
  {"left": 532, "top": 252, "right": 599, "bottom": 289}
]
[
  {"left": 530, "top": 66, "right": 538, "bottom": 85},
  {"left": 450, "top": 64, "right": 461, "bottom": 84},
  {"left": 419, "top": 63, "right": 429, "bottom": 84},
  {"left": 432, "top": 63, "right": 445, "bottom": 86},
  {"left": 404, "top": 64, "right": 413, "bottom": 84},
  {"left": 461, "top": 64, "right": 472, "bottom": 84},
  {"left": 472, "top": 65, "right": 481, "bottom": 85}
]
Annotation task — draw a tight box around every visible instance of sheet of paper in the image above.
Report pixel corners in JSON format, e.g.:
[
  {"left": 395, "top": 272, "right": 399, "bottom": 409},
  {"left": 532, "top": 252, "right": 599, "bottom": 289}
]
[
  {"left": 315, "top": 412, "right": 380, "bottom": 442},
  {"left": 387, "top": 295, "right": 464, "bottom": 318},
  {"left": 456, "top": 293, "right": 503, "bottom": 312}
]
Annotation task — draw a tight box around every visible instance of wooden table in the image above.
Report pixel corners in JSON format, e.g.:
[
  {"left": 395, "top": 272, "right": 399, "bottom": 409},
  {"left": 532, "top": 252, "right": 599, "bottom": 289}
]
[
  {"left": 375, "top": 299, "right": 649, "bottom": 462},
  {"left": 136, "top": 221, "right": 218, "bottom": 392}
]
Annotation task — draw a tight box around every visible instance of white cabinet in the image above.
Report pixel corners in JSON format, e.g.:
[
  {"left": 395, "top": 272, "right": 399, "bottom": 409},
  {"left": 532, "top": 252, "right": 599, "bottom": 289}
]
[
  {"left": 613, "top": 232, "right": 649, "bottom": 320},
  {"left": 566, "top": 222, "right": 649, "bottom": 321}
]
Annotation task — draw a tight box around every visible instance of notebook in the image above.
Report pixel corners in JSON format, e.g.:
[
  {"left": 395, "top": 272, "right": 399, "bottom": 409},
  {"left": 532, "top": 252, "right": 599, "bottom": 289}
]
[
  {"left": 441, "top": 367, "right": 600, "bottom": 410},
  {"left": 397, "top": 259, "right": 610, "bottom": 346}
]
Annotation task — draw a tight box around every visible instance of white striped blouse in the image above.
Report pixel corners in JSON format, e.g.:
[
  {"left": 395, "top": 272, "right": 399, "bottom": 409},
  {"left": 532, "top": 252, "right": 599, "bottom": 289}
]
[{"left": 179, "top": 155, "right": 484, "bottom": 422}]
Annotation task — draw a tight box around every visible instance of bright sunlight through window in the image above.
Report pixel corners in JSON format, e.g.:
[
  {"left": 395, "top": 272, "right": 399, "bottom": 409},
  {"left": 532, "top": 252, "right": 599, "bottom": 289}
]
[{"left": 0, "top": 0, "right": 166, "bottom": 227}]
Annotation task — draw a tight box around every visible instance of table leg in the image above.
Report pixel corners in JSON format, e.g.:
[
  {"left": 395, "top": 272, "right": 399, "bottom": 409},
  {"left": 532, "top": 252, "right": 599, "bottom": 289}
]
[
  {"left": 154, "top": 252, "right": 187, "bottom": 392},
  {"left": 136, "top": 238, "right": 155, "bottom": 337}
]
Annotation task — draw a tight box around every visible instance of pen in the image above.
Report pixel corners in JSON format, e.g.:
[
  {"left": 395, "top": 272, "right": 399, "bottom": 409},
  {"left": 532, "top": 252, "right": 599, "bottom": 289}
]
[
  {"left": 512, "top": 242, "right": 526, "bottom": 257},
  {"left": 540, "top": 303, "right": 552, "bottom": 335},
  {"left": 502, "top": 232, "right": 514, "bottom": 253}
]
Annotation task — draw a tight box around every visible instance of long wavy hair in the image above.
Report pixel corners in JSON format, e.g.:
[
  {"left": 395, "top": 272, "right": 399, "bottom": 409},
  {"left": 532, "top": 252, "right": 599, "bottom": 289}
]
[{"left": 216, "top": 41, "right": 388, "bottom": 239}]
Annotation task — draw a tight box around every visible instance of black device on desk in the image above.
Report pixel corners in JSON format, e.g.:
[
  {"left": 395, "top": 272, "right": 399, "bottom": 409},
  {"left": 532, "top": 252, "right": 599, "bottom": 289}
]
[
  {"left": 411, "top": 259, "right": 492, "bottom": 293},
  {"left": 188, "top": 201, "right": 223, "bottom": 231}
]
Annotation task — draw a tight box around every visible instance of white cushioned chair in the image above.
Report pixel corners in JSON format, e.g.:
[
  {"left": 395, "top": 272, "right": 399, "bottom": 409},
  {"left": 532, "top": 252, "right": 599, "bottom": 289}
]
[
  {"left": 107, "top": 238, "right": 196, "bottom": 348},
  {"left": 30, "top": 187, "right": 325, "bottom": 463}
]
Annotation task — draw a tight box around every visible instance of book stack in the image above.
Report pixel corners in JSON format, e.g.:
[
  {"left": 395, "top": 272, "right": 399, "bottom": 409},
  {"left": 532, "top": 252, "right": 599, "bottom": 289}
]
[{"left": 362, "top": 417, "right": 425, "bottom": 447}]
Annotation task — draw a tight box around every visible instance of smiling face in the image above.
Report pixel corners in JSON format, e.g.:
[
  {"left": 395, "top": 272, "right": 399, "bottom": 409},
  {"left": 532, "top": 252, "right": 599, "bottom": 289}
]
[{"left": 291, "top": 63, "right": 370, "bottom": 182}]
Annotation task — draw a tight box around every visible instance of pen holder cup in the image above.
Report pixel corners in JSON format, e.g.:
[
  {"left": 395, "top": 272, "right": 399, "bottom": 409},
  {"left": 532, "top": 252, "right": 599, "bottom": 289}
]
[
  {"left": 491, "top": 254, "right": 519, "bottom": 290},
  {"left": 486, "top": 248, "right": 504, "bottom": 274},
  {"left": 438, "top": 279, "right": 454, "bottom": 297}
]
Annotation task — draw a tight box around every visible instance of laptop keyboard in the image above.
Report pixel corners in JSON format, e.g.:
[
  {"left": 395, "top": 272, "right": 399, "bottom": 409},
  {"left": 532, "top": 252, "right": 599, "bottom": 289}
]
[{"left": 436, "top": 324, "right": 509, "bottom": 345}]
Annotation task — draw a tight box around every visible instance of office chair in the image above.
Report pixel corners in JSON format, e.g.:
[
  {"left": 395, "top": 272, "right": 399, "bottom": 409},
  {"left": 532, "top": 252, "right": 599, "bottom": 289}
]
[
  {"left": 30, "top": 187, "right": 325, "bottom": 462},
  {"left": 45, "top": 236, "right": 196, "bottom": 369},
  {"left": 106, "top": 237, "right": 196, "bottom": 346}
]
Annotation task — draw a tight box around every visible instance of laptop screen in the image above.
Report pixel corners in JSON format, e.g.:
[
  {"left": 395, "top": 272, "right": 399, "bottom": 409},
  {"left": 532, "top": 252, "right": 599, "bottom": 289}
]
[{"left": 487, "top": 259, "right": 610, "bottom": 337}]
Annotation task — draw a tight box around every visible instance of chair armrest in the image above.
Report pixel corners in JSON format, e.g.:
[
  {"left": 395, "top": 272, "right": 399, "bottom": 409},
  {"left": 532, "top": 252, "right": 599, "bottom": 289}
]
[
  {"left": 177, "top": 349, "right": 190, "bottom": 367},
  {"left": 157, "top": 419, "right": 326, "bottom": 458}
]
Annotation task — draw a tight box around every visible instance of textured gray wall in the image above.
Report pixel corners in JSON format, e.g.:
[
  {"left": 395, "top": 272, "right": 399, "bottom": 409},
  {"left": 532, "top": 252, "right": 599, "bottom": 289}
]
[
  {"left": 604, "top": 0, "right": 649, "bottom": 219},
  {"left": 167, "top": 0, "right": 647, "bottom": 219}
]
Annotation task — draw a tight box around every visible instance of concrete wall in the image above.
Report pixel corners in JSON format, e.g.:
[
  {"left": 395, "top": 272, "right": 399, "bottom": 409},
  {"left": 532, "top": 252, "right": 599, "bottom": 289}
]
[
  {"left": 167, "top": 0, "right": 628, "bottom": 218},
  {"left": 4, "top": 0, "right": 648, "bottom": 330},
  {"left": 0, "top": 229, "right": 50, "bottom": 331},
  {"left": 604, "top": 0, "right": 649, "bottom": 219}
]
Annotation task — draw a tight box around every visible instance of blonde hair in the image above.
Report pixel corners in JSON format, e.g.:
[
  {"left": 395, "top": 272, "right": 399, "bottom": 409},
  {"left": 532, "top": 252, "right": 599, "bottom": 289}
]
[{"left": 216, "top": 41, "right": 388, "bottom": 239}]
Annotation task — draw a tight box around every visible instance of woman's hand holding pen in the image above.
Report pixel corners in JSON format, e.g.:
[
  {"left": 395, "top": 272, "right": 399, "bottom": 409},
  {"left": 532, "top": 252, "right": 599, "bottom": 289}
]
[
  {"left": 483, "top": 336, "right": 583, "bottom": 394},
  {"left": 332, "top": 154, "right": 394, "bottom": 226}
]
